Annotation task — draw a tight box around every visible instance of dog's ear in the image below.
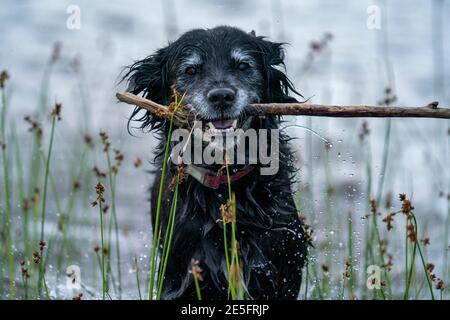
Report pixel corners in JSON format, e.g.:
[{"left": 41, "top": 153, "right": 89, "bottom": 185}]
[
  {"left": 257, "top": 39, "right": 302, "bottom": 103},
  {"left": 121, "top": 47, "right": 172, "bottom": 131}
]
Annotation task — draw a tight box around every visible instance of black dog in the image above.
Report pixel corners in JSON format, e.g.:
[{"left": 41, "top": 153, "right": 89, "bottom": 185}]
[{"left": 123, "top": 26, "right": 307, "bottom": 299}]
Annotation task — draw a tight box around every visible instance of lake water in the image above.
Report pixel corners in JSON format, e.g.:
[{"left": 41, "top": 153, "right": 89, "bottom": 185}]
[{"left": 0, "top": 0, "right": 449, "bottom": 299}]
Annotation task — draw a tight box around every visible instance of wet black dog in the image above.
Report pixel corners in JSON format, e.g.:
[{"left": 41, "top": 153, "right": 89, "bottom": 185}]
[{"left": 123, "top": 26, "right": 307, "bottom": 299}]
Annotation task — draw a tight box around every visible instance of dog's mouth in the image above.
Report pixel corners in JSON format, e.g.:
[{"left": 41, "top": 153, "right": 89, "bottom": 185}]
[
  {"left": 184, "top": 103, "right": 254, "bottom": 141},
  {"left": 203, "top": 116, "right": 253, "bottom": 136},
  {"left": 207, "top": 119, "right": 238, "bottom": 132}
]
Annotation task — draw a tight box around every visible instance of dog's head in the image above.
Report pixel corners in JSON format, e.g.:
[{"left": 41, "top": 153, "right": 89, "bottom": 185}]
[{"left": 123, "top": 26, "right": 299, "bottom": 135}]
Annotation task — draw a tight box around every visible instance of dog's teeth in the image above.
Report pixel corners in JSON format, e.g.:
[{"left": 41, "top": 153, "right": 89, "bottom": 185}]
[
  {"left": 208, "top": 122, "right": 215, "bottom": 130},
  {"left": 232, "top": 119, "right": 238, "bottom": 128}
]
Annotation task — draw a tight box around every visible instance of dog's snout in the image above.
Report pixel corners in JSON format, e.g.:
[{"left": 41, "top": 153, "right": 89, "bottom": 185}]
[{"left": 207, "top": 88, "right": 235, "bottom": 107}]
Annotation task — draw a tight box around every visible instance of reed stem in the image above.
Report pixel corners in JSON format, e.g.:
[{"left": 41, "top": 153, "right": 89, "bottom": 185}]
[
  {"left": 37, "top": 112, "right": 57, "bottom": 295},
  {"left": 1, "top": 80, "right": 15, "bottom": 299},
  {"left": 156, "top": 174, "right": 180, "bottom": 298},
  {"left": 148, "top": 93, "right": 185, "bottom": 299},
  {"left": 99, "top": 201, "right": 106, "bottom": 300}
]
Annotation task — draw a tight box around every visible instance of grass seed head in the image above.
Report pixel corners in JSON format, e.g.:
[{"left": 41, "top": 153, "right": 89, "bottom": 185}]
[
  {"left": 39, "top": 240, "right": 46, "bottom": 251},
  {"left": 72, "top": 180, "right": 81, "bottom": 191},
  {"left": 110, "top": 149, "right": 125, "bottom": 174},
  {"left": 342, "top": 260, "right": 352, "bottom": 278},
  {"left": 51, "top": 102, "right": 62, "bottom": 120},
  {"left": 189, "top": 259, "right": 204, "bottom": 282},
  {"left": 32, "top": 187, "right": 40, "bottom": 205},
  {"left": 399, "top": 194, "right": 414, "bottom": 221},
  {"left": 24, "top": 115, "right": 43, "bottom": 138},
  {"left": 298, "top": 215, "right": 314, "bottom": 243},
  {"left": 99, "top": 131, "right": 110, "bottom": 153},
  {"left": 20, "top": 260, "right": 30, "bottom": 279},
  {"left": 378, "top": 87, "right": 397, "bottom": 106},
  {"left": 406, "top": 222, "right": 417, "bottom": 242},
  {"left": 95, "top": 182, "right": 105, "bottom": 200},
  {"left": 382, "top": 212, "right": 397, "bottom": 231},
  {"left": 436, "top": 279, "right": 444, "bottom": 291},
  {"left": 22, "top": 198, "right": 30, "bottom": 212},
  {"left": 32, "top": 251, "right": 41, "bottom": 264},
  {"left": 91, "top": 182, "right": 105, "bottom": 207},
  {"left": 84, "top": 134, "right": 94, "bottom": 148},
  {"left": 383, "top": 254, "right": 394, "bottom": 271},
  {"left": 169, "top": 164, "right": 187, "bottom": 190},
  {"left": 134, "top": 157, "right": 142, "bottom": 168},
  {"left": 72, "top": 293, "right": 83, "bottom": 300},
  {"left": 93, "top": 166, "right": 107, "bottom": 178},
  {"left": 358, "top": 120, "right": 370, "bottom": 142},
  {"left": 369, "top": 198, "right": 378, "bottom": 216},
  {"left": 218, "top": 199, "right": 234, "bottom": 224}
]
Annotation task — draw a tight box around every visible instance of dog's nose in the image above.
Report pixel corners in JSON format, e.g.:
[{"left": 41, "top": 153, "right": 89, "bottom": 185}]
[{"left": 207, "top": 88, "right": 235, "bottom": 107}]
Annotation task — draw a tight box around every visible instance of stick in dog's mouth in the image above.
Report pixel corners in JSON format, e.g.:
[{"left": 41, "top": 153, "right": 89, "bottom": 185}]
[{"left": 116, "top": 91, "right": 450, "bottom": 124}]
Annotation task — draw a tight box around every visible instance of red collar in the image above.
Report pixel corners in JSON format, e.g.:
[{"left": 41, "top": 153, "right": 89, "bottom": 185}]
[{"left": 185, "top": 164, "right": 254, "bottom": 189}]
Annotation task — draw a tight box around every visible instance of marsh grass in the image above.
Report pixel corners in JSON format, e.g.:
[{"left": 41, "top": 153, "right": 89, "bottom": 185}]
[
  {"left": 92, "top": 182, "right": 107, "bottom": 300},
  {"left": 1, "top": 71, "right": 15, "bottom": 299},
  {"left": 148, "top": 92, "right": 185, "bottom": 299},
  {"left": 105, "top": 146, "right": 122, "bottom": 298},
  {"left": 37, "top": 103, "right": 60, "bottom": 296},
  {"left": 221, "top": 154, "right": 244, "bottom": 300},
  {"left": 99, "top": 198, "right": 106, "bottom": 300},
  {"left": 156, "top": 170, "right": 180, "bottom": 299},
  {"left": 133, "top": 256, "right": 142, "bottom": 300}
]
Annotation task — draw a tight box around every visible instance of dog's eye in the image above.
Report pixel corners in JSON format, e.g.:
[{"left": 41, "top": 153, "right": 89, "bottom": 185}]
[
  {"left": 185, "top": 66, "right": 197, "bottom": 76},
  {"left": 238, "top": 62, "right": 250, "bottom": 71}
]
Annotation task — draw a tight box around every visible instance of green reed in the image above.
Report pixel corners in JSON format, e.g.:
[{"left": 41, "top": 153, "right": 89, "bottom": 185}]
[
  {"left": 156, "top": 172, "right": 180, "bottom": 299},
  {"left": 99, "top": 190, "right": 107, "bottom": 300},
  {"left": 1, "top": 72, "right": 15, "bottom": 299},
  {"left": 37, "top": 103, "right": 60, "bottom": 296},
  {"left": 103, "top": 144, "right": 122, "bottom": 298},
  {"left": 148, "top": 93, "right": 185, "bottom": 299}
]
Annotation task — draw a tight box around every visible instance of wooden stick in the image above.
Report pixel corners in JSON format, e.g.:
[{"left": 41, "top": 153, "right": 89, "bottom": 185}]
[
  {"left": 116, "top": 92, "right": 450, "bottom": 119},
  {"left": 116, "top": 92, "right": 169, "bottom": 117}
]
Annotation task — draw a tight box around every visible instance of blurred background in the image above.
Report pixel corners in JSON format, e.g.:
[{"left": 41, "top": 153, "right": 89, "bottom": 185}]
[{"left": 0, "top": 0, "right": 449, "bottom": 299}]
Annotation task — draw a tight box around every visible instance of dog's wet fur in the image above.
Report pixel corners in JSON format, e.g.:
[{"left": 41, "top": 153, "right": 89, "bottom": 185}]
[{"left": 123, "top": 26, "right": 308, "bottom": 299}]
